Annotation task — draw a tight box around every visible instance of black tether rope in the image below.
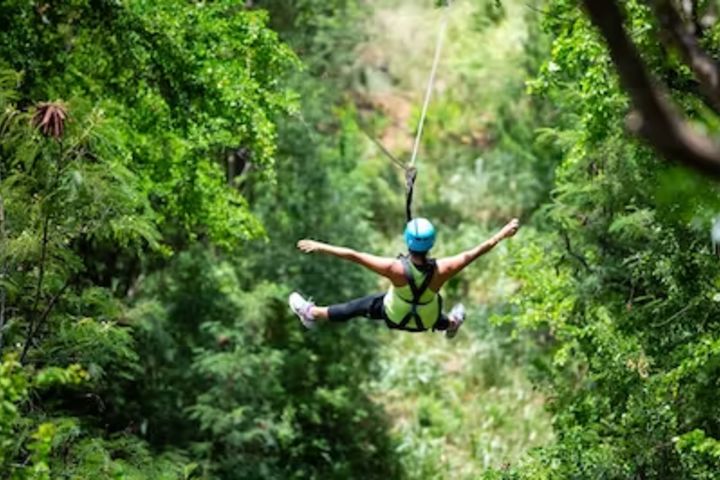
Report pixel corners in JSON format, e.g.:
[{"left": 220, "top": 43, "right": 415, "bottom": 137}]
[{"left": 405, "top": 167, "right": 417, "bottom": 223}]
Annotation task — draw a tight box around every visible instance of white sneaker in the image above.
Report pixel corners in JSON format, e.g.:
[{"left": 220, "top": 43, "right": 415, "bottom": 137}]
[
  {"left": 289, "top": 292, "right": 316, "bottom": 329},
  {"left": 445, "top": 303, "right": 466, "bottom": 339}
]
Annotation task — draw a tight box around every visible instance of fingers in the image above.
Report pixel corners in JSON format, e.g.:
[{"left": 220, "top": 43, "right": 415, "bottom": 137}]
[
  {"left": 297, "top": 239, "right": 316, "bottom": 253},
  {"left": 503, "top": 219, "right": 521, "bottom": 238}
]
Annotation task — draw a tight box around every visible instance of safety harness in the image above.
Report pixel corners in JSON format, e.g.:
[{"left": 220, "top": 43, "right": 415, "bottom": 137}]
[{"left": 385, "top": 256, "right": 443, "bottom": 332}]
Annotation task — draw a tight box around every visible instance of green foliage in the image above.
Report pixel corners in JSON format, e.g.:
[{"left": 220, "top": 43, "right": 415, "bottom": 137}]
[
  {"left": 676, "top": 429, "right": 720, "bottom": 478},
  {"left": 255, "top": 0, "right": 367, "bottom": 83},
  {"left": 0, "top": 80, "right": 152, "bottom": 370},
  {"left": 0, "top": 355, "right": 97, "bottom": 480},
  {"left": 0, "top": 0, "right": 298, "bottom": 249},
  {"left": 129, "top": 246, "right": 401, "bottom": 479},
  {"left": 371, "top": 323, "right": 552, "bottom": 480},
  {"left": 0, "top": 75, "right": 194, "bottom": 476},
  {"left": 0, "top": 356, "right": 29, "bottom": 471}
]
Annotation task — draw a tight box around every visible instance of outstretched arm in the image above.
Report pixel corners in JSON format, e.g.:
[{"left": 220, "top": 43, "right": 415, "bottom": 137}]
[
  {"left": 297, "top": 239, "right": 400, "bottom": 280},
  {"left": 437, "top": 219, "right": 520, "bottom": 282}
]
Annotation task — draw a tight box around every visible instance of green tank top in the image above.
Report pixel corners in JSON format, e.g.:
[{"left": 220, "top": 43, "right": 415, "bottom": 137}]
[{"left": 383, "top": 258, "right": 440, "bottom": 330}]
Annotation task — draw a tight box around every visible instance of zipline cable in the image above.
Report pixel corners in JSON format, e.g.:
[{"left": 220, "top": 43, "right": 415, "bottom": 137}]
[
  {"left": 409, "top": 0, "right": 452, "bottom": 168},
  {"left": 405, "top": 0, "right": 452, "bottom": 222}
]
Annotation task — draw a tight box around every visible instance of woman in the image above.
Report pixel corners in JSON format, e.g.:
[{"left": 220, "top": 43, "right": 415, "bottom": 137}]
[{"left": 289, "top": 217, "right": 520, "bottom": 337}]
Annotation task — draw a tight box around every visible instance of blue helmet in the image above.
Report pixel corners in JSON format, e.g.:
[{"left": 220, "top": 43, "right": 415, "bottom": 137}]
[{"left": 404, "top": 218, "right": 436, "bottom": 253}]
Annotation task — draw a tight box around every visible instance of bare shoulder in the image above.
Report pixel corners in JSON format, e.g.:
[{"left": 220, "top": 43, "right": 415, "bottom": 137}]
[
  {"left": 388, "top": 258, "right": 407, "bottom": 283},
  {"left": 434, "top": 255, "right": 460, "bottom": 278}
]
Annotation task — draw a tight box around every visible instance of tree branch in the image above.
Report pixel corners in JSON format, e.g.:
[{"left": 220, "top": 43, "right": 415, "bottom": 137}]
[
  {"left": 20, "top": 279, "right": 71, "bottom": 364},
  {"left": 663, "top": 71, "right": 720, "bottom": 116},
  {"left": 647, "top": 0, "right": 720, "bottom": 111},
  {"left": 561, "top": 230, "right": 592, "bottom": 272},
  {"left": 582, "top": 0, "right": 720, "bottom": 179},
  {"left": 21, "top": 213, "right": 51, "bottom": 362}
]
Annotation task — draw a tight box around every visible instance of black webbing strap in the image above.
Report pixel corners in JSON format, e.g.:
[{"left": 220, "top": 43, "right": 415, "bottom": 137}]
[
  {"left": 386, "top": 256, "right": 437, "bottom": 332},
  {"left": 405, "top": 167, "right": 417, "bottom": 223},
  {"left": 431, "top": 295, "right": 445, "bottom": 332},
  {"left": 401, "top": 256, "right": 435, "bottom": 304}
]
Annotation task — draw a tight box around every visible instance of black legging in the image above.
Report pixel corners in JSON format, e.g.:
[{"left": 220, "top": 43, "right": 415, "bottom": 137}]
[
  {"left": 328, "top": 293, "right": 386, "bottom": 322},
  {"left": 327, "top": 292, "right": 450, "bottom": 331}
]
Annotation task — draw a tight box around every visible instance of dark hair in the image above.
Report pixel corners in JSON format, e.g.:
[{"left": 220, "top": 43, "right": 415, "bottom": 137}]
[
  {"left": 408, "top": 250, "right": 435, "bottom": 273},
  {"left": 408, "top": 250, "right": 429, "bottom": 262}
]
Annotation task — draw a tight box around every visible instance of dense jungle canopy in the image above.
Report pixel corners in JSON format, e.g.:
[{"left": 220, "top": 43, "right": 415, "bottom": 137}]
[{"left": 2, "top": 0, "right": 720, "bottom": 478}]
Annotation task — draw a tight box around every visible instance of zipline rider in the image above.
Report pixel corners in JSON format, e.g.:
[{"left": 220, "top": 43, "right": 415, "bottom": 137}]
[
  {"left": 289, "top": 218, "right": 520, "bottom": 337},
  {"left": 289, "top": 1, "right": 521, "bottom": 336}
]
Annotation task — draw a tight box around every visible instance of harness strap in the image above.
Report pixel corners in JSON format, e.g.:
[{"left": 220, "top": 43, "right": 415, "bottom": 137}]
[
  {"left": 400, "top": 256, "right": 436, "bottom": 299},
  {"left": 401, "top": 256, "right": 418, "bottom": 298},
  {"left": 432, "top": 295, "right": 445, "bottom": 332},
  {"left": 391, "top": 256, "right": 438, "bottom": 331},
  {"left": 385, "top": 293, "right": 444, "bottom": 333}
]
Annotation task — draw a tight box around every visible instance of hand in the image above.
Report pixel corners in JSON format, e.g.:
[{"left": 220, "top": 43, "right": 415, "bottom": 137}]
[
  {"left": 297, "top": 239, "right": 325, "bottom": 254},
  {"left": 500, "top": 218, "right": 520, "bottom": 239}
]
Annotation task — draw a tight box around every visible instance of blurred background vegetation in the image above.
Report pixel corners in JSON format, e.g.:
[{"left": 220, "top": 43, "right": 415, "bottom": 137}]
[{"left": 2, "top": 0, "right": 720, "bottom": 478}]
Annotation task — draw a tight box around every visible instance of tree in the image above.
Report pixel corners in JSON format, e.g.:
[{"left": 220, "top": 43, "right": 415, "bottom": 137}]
[{"left": 491, "top": 1, "right": 720, "bottom": 477}]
